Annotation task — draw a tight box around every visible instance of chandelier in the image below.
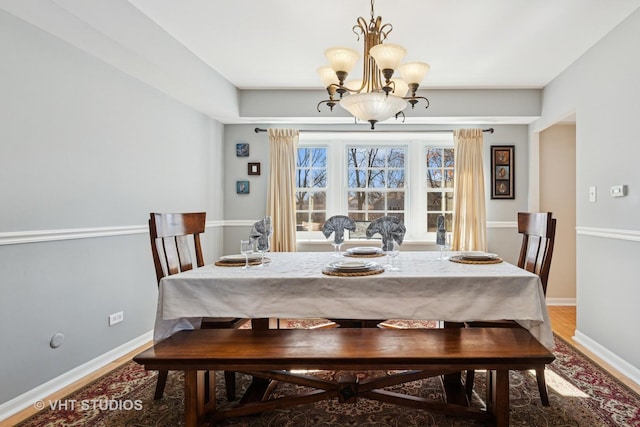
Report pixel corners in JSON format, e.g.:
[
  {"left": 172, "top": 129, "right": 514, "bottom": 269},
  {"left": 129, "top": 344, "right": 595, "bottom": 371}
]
[{"left": 317, "top": 0, "right": 430, "bottom": 129}]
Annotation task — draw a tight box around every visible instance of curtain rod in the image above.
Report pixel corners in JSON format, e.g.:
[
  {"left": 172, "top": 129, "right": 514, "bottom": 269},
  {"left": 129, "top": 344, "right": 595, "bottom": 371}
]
[{"left": 254, "top": 127, "right": 494, "bottom": 134}]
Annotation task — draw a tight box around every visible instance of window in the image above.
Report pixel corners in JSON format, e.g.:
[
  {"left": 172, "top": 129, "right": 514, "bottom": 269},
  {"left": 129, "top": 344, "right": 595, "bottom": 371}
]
[
  {"left": 295, "top": 147, "right": 327, "bottom": 231},
  {"left": 425, "top": 148, "right": 454, "bottom": 232},
  {"left": 347, "top": 146, "right": 406, "bottom": 222},
  {"left": 295, "top": 133, "right": 454, "bottom": 241}
]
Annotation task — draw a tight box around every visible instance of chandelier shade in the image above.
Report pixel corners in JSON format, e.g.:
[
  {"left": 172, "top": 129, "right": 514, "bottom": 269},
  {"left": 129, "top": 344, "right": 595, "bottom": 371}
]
[
  {"left": 339, "top": 92, "right": 408, "bottom": 126},
  {"left": 324, "top": 47, "right": 359, "bottom": 76},
  {"left": 317, "top": 66, "right": 340, "bottom": 89},
  {"left": 316, "top": 0, "right": 430, "bottom": 129},
  {"left": 369, "top": 43, "right": 407, "bottom": 71},
  {"left": 398, "top": 62, "right": 431, "bottom": 87},
  {"left": 390, "top": 78, "right": 409, "bottom": 97}
]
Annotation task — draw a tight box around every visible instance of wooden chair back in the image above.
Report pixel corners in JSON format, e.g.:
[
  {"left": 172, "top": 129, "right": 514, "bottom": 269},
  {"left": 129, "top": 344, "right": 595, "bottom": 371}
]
[
  {"left": 149, "top": 212, "right": 206, "bottom": 285},
  {"left": 517, "top": 212, "right": 557, "bottom": 294}
]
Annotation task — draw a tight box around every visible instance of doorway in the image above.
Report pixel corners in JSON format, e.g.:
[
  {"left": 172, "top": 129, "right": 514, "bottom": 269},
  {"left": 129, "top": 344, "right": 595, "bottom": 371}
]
[{"left": 538, "top": 120, "right": 577, "bottom": 304}]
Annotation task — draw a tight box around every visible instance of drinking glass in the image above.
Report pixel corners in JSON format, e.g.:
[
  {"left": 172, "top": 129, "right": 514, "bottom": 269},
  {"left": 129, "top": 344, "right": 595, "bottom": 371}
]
[
  {"left": 439, "top": 233, "right": 452, "bottom": 261},
  {"left": 256, "top": 236, "right": 270, "bottom": 267},
  {"left": 329, "top": 239, "right": 343, "bottom": 257},
  {"left": 240, "top": 239, "right": 254, "bottom": 269},
  {"left": 386, "top": 240, "right": 400, "bottom": 271}
]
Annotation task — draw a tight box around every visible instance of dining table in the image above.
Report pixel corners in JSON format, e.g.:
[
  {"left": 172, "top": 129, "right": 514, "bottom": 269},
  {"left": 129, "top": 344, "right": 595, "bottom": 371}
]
[{"left": 153, "top": 250, "right": 554, "bottom": 350}]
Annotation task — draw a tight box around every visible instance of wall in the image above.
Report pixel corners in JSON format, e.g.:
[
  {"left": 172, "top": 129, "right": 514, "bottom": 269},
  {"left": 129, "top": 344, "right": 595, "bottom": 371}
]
[
  {"left": 0, "top": 11, "right": 225, "bottom": 409},
  {"left": 539, "top": 125, "right": 576, "bottom": 300},
  {"left": 222, "top": 124, "right": 530, "bottom": 265},
  {"left": 531, "top": 9, "right": 640, "bottom": 381}
]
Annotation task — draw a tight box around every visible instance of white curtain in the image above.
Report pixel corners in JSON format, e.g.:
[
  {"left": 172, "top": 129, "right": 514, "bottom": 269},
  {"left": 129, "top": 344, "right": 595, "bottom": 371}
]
[
  {"left": 451, "top": 129, "right": 487, "bottom": 251},
  {"left": 267, "top": 128, "right": 299, "bottom": 252}
]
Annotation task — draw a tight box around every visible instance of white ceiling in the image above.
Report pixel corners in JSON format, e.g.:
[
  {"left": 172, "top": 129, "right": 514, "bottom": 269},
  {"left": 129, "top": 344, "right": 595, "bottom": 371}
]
[
  {"left": 3, "top": 0, "right": 639, "bottom": 125},
  {"left": 127, "top": 0, "right": 640, "bottom": 90}
]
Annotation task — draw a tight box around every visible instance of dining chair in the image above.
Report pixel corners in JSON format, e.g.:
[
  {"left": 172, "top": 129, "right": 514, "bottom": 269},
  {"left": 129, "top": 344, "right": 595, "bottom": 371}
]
[
  {"left": 464, "top": 211, "right": 557, "bottom": 406},
  {"left": 149, "top": 212, "right": 249, "bottom": 401}
]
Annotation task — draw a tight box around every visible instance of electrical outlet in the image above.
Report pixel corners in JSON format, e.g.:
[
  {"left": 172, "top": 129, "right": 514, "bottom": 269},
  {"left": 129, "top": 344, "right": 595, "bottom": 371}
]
[{"left": 109, "top": 311, "right": 124, "bottom": 326}]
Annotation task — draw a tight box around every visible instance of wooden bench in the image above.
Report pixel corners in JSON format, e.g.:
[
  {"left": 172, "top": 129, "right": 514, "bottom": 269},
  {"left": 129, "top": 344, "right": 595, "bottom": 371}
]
[{"left": 134, "top": 327, "right": 554, "bottom": 427}]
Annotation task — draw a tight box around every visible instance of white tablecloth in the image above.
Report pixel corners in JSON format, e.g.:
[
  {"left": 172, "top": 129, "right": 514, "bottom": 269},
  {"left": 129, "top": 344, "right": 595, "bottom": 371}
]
[{"left": 154, "top": 251, "right": 554, "bottom": 349}]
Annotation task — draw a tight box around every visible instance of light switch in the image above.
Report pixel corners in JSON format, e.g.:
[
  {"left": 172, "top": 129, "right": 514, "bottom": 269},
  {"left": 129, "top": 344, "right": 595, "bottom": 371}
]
[{"left": 589, "top": 186, "right": 597, "bottom": 202}]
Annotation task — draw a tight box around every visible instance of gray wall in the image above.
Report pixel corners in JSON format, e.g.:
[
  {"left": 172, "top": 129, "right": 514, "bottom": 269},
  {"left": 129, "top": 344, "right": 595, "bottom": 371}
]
[
  {"left": 0, "top": 11, "right": 225, "bottom": 405},
  {"left": 222, "top": 123, "right": 530, "bottom": 265},
  {"left": 531, "top": 9, "right": 640, "bottom": 376}
]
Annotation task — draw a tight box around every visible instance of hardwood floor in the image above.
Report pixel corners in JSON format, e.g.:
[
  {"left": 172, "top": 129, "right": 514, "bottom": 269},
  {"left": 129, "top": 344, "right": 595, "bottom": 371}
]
[
  {"left": 548, "top": 305, "right": 640, "bottom": 395},
  {"left": 3, "top": 307, "right": 638, "bottom": 426}
]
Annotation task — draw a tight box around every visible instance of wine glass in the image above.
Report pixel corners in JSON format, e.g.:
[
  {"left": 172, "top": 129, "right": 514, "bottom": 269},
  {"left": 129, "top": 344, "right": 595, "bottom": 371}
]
[
  {"left": 256, "top": 236, "right": 270, "bottom": 267},
  {"left": 439, "top": 233, "right": 452, "bottom": 261},
  {"left": 385, "top": 240, "right": 400, "bottom": 271},
  {"left": 240, "top": 239, "right": 254, "bottom": 269},
  {"left": 330, "top": 240, "right": 343, "bottom": 257},
  {"left": 382, "top": 240, "right": 396, "bottom": 269}
]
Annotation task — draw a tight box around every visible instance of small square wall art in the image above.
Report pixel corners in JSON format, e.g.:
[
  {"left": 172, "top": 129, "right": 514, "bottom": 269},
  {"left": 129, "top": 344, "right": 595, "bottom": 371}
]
[
  {"left": 236, "top": 143, "right": 249, "bottom": 157},
  {"left": 236, "top": 180, "right": 250, "bottom": 194}
]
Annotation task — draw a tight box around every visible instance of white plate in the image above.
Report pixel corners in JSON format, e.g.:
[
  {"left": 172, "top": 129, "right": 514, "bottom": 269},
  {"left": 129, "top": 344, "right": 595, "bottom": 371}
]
[
  {"left": 220, "top": 254, "right": 261, "bottom": 262},
  {"left": 461, "top": 251, "right": 498, "bottom": 260},
  {"left": 347, "top": 246, "right": 382, "bottom": 255},
  {"left": 327, "top": 260, "right": 377, "bottom": 271}
]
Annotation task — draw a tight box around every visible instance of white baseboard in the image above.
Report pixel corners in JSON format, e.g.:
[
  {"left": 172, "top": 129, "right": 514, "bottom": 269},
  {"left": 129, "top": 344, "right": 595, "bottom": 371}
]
[
  {"left": 573, "top": 330, "right": 640, "bottom": 387},
  {"left": 546, "top": 298, "right": 576, "bottom": 306},
  {"left": 0, "top": 331, "right": 153, "bottom": 422}
]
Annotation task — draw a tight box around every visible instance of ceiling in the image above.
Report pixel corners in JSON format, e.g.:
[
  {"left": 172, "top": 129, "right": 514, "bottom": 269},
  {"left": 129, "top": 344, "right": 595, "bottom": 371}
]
[
  {"left": 127, "top": 0, "right": 640, "bottom": 90},
  {"left": 3, "top": 0, "right": 640, "bottom": 125}
]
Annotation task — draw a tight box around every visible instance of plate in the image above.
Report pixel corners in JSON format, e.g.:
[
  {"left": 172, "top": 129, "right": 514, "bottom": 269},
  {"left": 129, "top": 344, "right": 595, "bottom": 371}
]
[
  {"left": 220, "top": 254, "right": 261, "bottom": 262},
  {"left": 327, "top": 260, "right": 378, "bottom": 271},
  {"left": 460, "top": 251, "right": 498, "bottom": 260},
  {"left": 346, "top": 246, "right": 382, "bottom": 255}
]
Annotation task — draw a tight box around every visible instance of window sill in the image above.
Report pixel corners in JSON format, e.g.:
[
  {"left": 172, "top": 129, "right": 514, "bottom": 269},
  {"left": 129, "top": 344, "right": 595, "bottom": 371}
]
[{"left": 296, "top": 239, "right": 441, "bottom": 251}]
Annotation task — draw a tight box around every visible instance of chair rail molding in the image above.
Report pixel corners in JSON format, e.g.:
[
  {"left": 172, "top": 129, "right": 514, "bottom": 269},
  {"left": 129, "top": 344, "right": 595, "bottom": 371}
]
[
  {"left": 0, "top": 221, "right": 226, "bottom": 246},
  {"left": 487, "top": 221, "right": 517, "bottom": 228},
  {"left": 576, "top": 226, "right": 640, "bottom": 242}
]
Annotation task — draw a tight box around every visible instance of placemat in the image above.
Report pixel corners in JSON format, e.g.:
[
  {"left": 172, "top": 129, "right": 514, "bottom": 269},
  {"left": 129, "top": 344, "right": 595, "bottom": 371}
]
[
  {"left": 343, "top": 252, "right": 385, "bottom": 258},
  {"left": 215, "top": 257, "right": 270, "bottom": 267},
  {"left": 322, "top": 268, "right": 385, "bottom": 277},
  {"left": 448, "top": 255, "right": 503, "bottom": 265}
]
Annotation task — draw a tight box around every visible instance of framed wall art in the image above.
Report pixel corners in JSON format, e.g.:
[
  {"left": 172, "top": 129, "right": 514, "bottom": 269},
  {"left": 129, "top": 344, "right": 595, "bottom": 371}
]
[
  {"left": 491, "top": 145, "right": 514, "bottom": 199},
  {"left": 236, "top": 143, "right": 249, "bottom": 157},
  {"left": 248, "top": 162, "right": 261, "bottom": 175},
  {"left": 236, "top": 180, "right": 250, "bottom": 194}
]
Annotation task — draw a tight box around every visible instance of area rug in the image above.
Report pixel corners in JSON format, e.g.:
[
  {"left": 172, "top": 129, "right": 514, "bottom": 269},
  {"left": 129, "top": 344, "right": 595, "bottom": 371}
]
[{"left": 16, "top": 333, "right": 640, "bottom": 427}]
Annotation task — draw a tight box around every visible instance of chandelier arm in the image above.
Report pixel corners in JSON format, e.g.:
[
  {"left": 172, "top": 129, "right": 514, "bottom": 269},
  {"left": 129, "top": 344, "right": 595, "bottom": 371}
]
[
  {"left": 394, "top": 111, "right": 406, "bottom": 123},
  {"left": 402, "top": 96, "right": 430, "bottom": 109},
  {"left": 353, "top": 18, "right": 367, "bottom": 41},
  {"left": 379, "top": 23, "right": 393, "bottom": 41},
  {"left": 317, "top": 99, "right": 337, "bottom": 112}
]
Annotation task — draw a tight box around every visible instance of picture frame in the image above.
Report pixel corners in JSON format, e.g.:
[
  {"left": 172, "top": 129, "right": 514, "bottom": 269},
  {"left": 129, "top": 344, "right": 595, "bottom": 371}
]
[
  {"left": 236, "top": 180, "right": 250, "bottom": 194},
  {"left": 236, "top": 143, "right": 249, "bottom": 157},
  {"left": 248, "top": 162, "right": 261, "bottom": 176},
  {"left": 491, "top": 145, "right": 515, "bottom": 199}
]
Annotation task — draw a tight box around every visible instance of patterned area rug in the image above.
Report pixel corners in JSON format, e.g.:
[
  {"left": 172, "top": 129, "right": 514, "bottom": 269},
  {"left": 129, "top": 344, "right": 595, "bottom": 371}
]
[{"left": 16, "top": 330, "right": 640, "bottom": 427}]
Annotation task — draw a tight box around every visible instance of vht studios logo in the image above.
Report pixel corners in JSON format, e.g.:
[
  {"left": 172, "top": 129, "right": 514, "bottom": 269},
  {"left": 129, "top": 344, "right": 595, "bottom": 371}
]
[{"left": 34, "top": 399, "right": 143, "bottom": 411}]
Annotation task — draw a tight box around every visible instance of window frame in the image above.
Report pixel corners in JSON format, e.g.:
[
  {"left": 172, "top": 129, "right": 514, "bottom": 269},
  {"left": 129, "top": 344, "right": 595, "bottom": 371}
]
[{"left": 296, "top": 132, "right": 453, "bottom": 242}]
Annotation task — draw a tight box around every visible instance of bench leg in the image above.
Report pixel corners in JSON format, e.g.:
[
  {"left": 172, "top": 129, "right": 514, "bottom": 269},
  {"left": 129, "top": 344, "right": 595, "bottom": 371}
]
[
  {"left": 184, "top": 370, "right": 199, "bottom": 427},
  {"left": 182, "top": 370, "right": 218, "bottom": 427},
  {"left": 486, "top": 369, "right": 510, "bottom": 427}
]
